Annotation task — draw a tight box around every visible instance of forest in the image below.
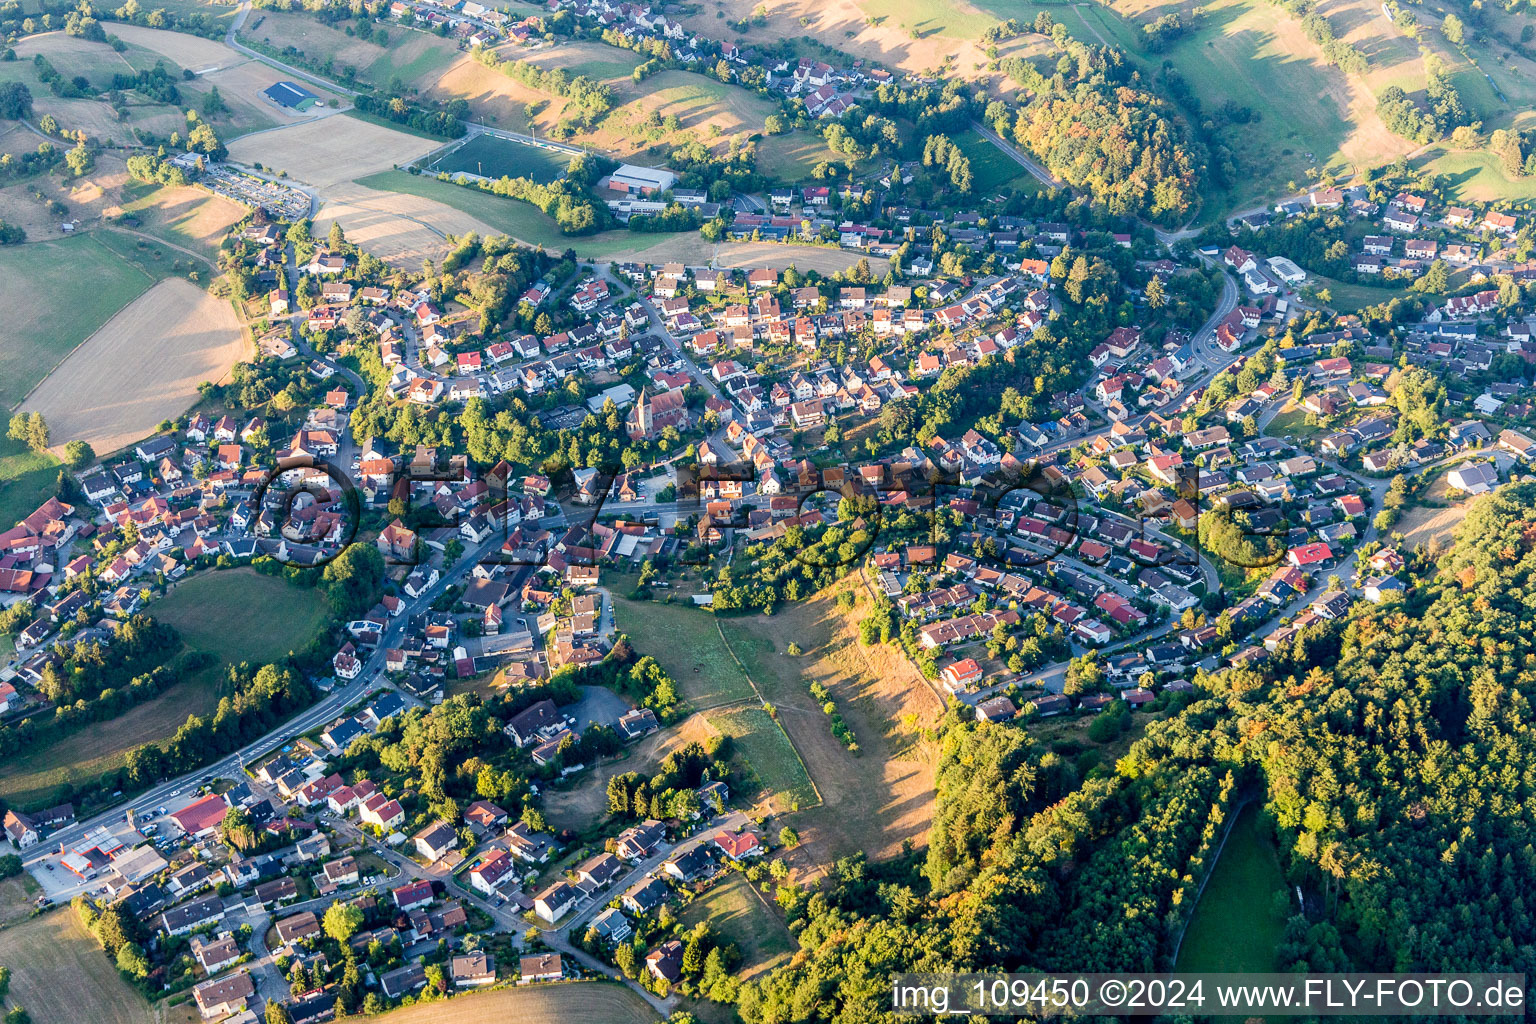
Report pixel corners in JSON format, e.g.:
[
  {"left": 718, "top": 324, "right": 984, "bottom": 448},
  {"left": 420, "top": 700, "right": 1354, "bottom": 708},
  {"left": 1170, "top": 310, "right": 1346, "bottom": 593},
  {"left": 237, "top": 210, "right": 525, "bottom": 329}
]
[{"left": 732, "top": 481, "right": 1536, "bottom": 1022}]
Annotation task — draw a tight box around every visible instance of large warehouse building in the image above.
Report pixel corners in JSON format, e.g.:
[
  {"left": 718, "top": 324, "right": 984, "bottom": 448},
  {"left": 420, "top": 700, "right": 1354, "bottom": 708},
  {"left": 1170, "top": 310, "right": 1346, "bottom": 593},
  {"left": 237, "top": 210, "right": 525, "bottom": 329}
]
[{"left": 262, "top": 81, "right": 320, "bottom": 111}]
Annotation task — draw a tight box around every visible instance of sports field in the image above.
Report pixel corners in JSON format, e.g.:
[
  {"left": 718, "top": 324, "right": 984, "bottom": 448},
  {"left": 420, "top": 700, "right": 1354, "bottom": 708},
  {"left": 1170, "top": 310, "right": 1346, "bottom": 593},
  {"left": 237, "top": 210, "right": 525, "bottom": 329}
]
[
  {"left": 0, "top": 910, "right": 152, "bottom": 1024},
  {"left": 0, "top": 232, "right": 163, "bottom": 412},
  {"left": 21, "top": 277, "right": 245, "bottom": 457},
  {"left": 431, "top": 133, "right": 573, "bottom": 183},
  {"left": 366, "top": 982, "right": 658, "bottom": 1024}
]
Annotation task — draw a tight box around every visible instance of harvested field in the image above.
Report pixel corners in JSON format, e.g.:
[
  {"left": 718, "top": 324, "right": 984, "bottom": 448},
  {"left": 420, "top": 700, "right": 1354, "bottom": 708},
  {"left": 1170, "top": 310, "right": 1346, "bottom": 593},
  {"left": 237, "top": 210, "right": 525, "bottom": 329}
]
[
  {"left": 544, "top": 713, "right": 721, "bottom": 831},
  {"left": 1397, "top": 496, "right": 1471, "bottom": 553},
  {"left": 678, "top": 872, "right": 794, "bottom": 979},
  {"left": 366, "top": 982, "right": 658, "bottom": 1024},
  {"left": 21, "top": 277, "right": 245, "bottom": 456},
  {"left": 676, "top": 0, "right": 1003, "bottom": 85},
  {"left": 229, "top": 113, "right": 439, "bottom": 186},
  {"left": 230, "top": 117, "right": 477, "bottom": 265},
  {"left": 712, "top": 241, "right": 876, "bottom": 274},
  {"left": 117, "top": 183, "right": 248, "bottom": 259},
  {"left": 315, "top": 180, "right": 501, "bottom": 268},
  {"left": 0, "top": 231, "right": 160, "bottom": 411},
  {"left": 719, "top": 574, "right": 943, "bottom": 871},
  {"left": 0, "top": 910, "right": 152, "bottom": 1024}
]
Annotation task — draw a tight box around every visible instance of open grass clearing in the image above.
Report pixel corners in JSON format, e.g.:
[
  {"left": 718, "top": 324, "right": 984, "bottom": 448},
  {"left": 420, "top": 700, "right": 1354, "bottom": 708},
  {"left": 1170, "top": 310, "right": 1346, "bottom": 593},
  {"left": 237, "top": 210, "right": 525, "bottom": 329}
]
[
  {"left": 679, "top": 872, "right": 794, "bottom": 979},
  {"left": 1175, "top": 803, "right": 1289, "bottom": 972},
  {"left": 0, "top": 569, "right": 328, "bottom": 806},
  {"left": 953, "top": 126, "right": 1031, "bottom": 193},
  {"left": 152, "top": 567, "right": 331, "bottom": 665},
  {"left": 0, "top": 435, "right": 61, "bottom": 537},
  {"left": 365, "top": 981, "right": 658, "bottom": 1023},
  {"left": 756, "top": 132, "right": 848, "bottom": 181},
  {"left": 520, "top": 40, "right": 644, "bottom": 82},
  {"left": 718, "top": 574, "right": 943, "bottom": 866},
  {"left": 1414, "top": 146, "right": 1536, "bottom": 203},
  {"left": 0, "top": 231, "right": 163, "bottom": 412},
  {"left": 0, "top": 660, "right": 227, "bottom": 808},
  {"left": 609, "top": 594, "right": 757, "bottom": 710},
  {"left": 21, "top": 275, "right": 245, "bottom": 457}
]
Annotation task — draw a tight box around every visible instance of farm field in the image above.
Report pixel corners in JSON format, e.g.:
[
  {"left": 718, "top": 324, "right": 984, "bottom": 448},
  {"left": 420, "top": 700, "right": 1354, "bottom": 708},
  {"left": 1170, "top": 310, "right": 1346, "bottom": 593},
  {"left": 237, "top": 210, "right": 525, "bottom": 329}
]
[
  {"left": 679, "top": 873, "right": 795, "bottom": 979},
  {"left": 584, "top": 71, "right": 778, "bottom": 158},
  {"left": 152, "top": 567, "right": 331, "bottom": 665},
  {"left": 430, "top": 133, "right": 574, "bottom": 183},
  {"left": 117, "top": 182, "right": 248, "bottom": 260},
  {"left": 0, "top": 232, "right": 163, "bottom": 413},
  {"left": 674, "top": 0, "right": 1011, "bottom": 86},
  {"left": 1175, "top": 803, "right": 1289, "bottom": 972},
  {"left": 366, "top": 982, "right": 659, "bottom": 1024},
  {"left": 719, "top": 575, "right": 944, "bottom": 864},
  {"left": 520, "top": 40, "right": 645, "bottom": 82},
  {"left": 0, "top": 437, "right": 60, "bottom": 547},
  {"left": 0, "top": 872, "right": 42, "bottom": 928},
  {"left": 240, "top": 9, "right": 463, "bottom": 87},
  {"left": 21, "top": 277, "right": 245, "bottom": 457},
  {"left": 229, "top": 113, "right": 439, "bottom": 186},
  {"left": 0, "top": 910, "right": 152, "bottom": 1024},
  {"left": 351, "top": 169, "right": 653, "bottom": 259}
]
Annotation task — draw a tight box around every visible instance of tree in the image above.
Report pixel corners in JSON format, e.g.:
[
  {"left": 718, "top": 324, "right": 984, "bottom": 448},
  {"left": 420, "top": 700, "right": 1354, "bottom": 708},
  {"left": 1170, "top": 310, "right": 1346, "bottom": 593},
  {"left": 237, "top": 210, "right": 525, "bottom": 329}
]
[
  {"left": 8, "top": 412, "right": 47, "bottom": 452},
  {"left": 62, "top": 440, "right": 94, "bottom": 469},
  {"left": 265, "top": 1001, "right": 293, "bottom": 1024},
  {"left": 779, "top": 826, "right": 800, "bottom": 847},
  {"left": 1145, "top": 274, "right": 1165, "bottom": 309},
  {"left": 323, "top": 901, "right": 365, "bottom": 943},
  {"left": 1443, "top": 13, "right": 1464, "bottom": 43},
  {"left": 65, "top": 142, "right": 93, "bottom": 177}
]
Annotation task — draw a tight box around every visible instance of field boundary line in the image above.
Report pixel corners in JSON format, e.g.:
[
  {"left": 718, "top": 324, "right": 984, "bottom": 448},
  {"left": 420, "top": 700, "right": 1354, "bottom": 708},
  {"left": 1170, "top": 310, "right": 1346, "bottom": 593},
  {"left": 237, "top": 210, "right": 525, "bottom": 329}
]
[
  {"left": 713, "top": 617, "right": 825, "bottom": 810},
  {"left": 5, "top": 233, "right": 158, "bottom": 413}
]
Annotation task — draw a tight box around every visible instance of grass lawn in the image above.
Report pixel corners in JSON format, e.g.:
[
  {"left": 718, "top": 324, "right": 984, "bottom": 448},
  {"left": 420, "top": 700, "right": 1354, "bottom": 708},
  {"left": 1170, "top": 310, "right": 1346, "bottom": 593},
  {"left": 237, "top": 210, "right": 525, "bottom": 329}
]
[
  {"left": 0, "top": 909, "right": 152, "bottom": 1024},
  {"left": 1262, "top": 403, "right": 1325, "bottom": 440},
  {"left": 707, "top": 704, "right": 818, "bottom": 811},
  {"left": 152, "top": 567, "right": 331, "bottom": 665},
  {"left": 1414, "top": 146, "right": 1536, "bottom": 203},
  {"left": 1175, "top": 803, "right": 1289, "bottom": 972},
  {"left": 0, "top": 435, "right": 61, "bottom": 534},
  {"left": 1306, "top": 273, "right": 1407, "bottom": 313},
  {"left": 355, "top": 169, "right": 667, "bottom": 256},
  {"left": 680, "top": 873, "right": 794, "bottom": 978},
  {"left": 953, "top": 127, "right": 1032, "bottom": 194},
  {"left": 430, "top": 133, "right": 573, "bottom": 183},
  {"left": 0, "top": 232, "right": 163, "bottom": 411},
  {"left": 606, "top": 594, "right": 758, "bottom": 711}
]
